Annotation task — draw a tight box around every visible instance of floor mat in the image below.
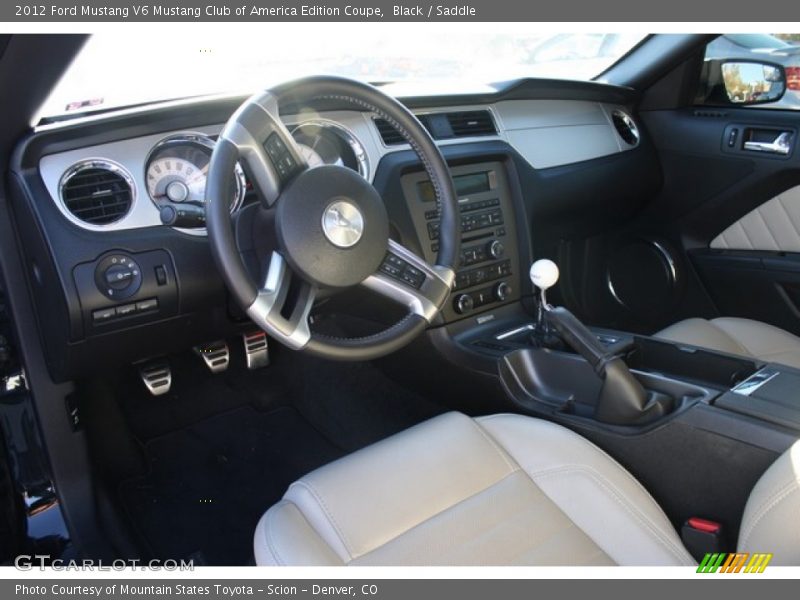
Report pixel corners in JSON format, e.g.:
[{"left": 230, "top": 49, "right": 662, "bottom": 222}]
[{"left": 118, "top": 406, "right": 343, "bottom": 565}]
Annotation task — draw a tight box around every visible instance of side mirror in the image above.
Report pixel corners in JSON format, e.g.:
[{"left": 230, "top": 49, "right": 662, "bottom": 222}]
[{"left": 699, "top": 59, "right": 787, "bottom": 106}]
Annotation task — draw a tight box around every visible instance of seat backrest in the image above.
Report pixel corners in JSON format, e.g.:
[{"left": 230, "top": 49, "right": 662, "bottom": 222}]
[{"left": 738, "top": 441, "right": 800, "bottom": 565}]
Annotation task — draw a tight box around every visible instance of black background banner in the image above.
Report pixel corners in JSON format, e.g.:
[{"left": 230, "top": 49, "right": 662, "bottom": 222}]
[{"left": 3, "top": 0, "right": 800, "bottom": 22}]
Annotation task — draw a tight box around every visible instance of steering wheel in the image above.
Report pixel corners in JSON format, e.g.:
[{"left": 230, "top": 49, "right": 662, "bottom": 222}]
[{"left": 206, "top": 76, "right": 460, "bottom": 361}]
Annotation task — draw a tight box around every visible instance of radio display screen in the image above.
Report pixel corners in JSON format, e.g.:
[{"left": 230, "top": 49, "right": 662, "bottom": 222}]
[{"left": 418, "top": 171, "right": 491, "bottom": 202}]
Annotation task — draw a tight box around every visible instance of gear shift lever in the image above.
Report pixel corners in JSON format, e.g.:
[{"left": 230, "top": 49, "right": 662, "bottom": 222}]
[
  {"left": 529, "top": 259, "right": 561, "bottom": 348},
  {"left": 528, "top": 258, "right": 671, "bottom": 425},
  {"left": 530, "top": 259, "right": 560, "bottom": 308}
]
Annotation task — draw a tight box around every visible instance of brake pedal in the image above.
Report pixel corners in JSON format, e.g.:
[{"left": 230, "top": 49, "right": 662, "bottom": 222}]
[
  {"left": 193, "top": 341, "right": 230, "bottom": 373},
  {"left": 242, "top": 331, "right": 269, "bottom": 370},
  {"left": 138, "top": 360, "right": 172, "bottom": 396}
]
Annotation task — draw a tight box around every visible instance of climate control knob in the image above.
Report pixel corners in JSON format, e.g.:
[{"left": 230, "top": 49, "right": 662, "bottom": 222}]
[
  {"left": 494, "top": 281, "right": 512, "bottom": 301},
  {"left": 454, "top": 293, "right": 474, "bottom": 314},
  {"left": 488, "top": 239, "right": 505, "bottom": 259}
]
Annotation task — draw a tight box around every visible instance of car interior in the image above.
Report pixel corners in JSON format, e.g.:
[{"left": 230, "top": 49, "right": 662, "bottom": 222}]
[{"left": 0, "top": 32, "right": 799, "bottom": 567}]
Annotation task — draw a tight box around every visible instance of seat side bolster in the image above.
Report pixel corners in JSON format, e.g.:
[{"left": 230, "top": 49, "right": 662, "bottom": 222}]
[
  {"left": 738, "top": 441, "right": 800, "bottom": 565},
  {"left": 254, "top": 500, "right": 345, "bottom": 566},
  {"left": 712, "top": 317, "right": 800, "bottom": 367},
  {"left": 477, "top": 414, "right": 695, "bottom": 566},
  {"left": 654, "top": 318, "right": 749, "bottom": 357}
]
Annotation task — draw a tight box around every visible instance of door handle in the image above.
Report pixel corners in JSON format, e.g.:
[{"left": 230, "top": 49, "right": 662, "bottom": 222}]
[{"left": 743, "top": 131, "right": 793, "bottom": 155}]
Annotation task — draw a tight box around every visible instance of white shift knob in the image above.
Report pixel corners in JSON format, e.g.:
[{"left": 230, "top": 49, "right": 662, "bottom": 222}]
[{"left": 530, "top": 259, "right": 559, "bottom": 291}]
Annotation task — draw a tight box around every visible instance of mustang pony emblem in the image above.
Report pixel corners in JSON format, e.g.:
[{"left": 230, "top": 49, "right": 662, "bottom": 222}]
[{"left": 321, "top": 200, "right": 365, "bottom": 248}]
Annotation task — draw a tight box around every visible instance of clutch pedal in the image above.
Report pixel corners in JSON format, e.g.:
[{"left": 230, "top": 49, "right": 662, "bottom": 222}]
[
  {"left": 193, "top": 341, "right": 230, "bottom": 373},
  {"left": 242, "top": 331, "right": 269, "bottom": 370},
  {"left": 138, "top": 359, "right": 172, "bottom": 396}
]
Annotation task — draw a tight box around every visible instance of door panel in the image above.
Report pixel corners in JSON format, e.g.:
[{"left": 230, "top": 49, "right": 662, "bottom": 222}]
[
  {"left": 642, "top": 106, "right": 800, "bottom": 335},
  {"left": 560, "top": 105, "right": 800, "bottom": 336},
  {"left": 711, "top": 184, "right": 800, "bottom": 252},
  {"left": 692, "top": 249, "right": 800, "bottom": 337}
]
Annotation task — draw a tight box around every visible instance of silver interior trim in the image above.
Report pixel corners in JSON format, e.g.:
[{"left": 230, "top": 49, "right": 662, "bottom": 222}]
[
  {"left": 40, "top": 99, "right": 632, "bottom": 234},
  {"left": 290, "top": 118, "right": 371, "bottom": 180},
  {"left": 246, "top": 252, "right": 315, "bottom": 350},
  {"left": 57, "top": 158, "right": 137, "bottom": 230},
  {"left": 496, "top": 323, "right": 536, "bottom": 340},
  {"left": 732, "top": 368, "right": 780, "bottom": 396},
  {"left": 361, "top": 239, "right": 453, "bottom": 323},
  {"left": 144, "top": 131, "right": 247, "bottom": 216},
  {"left": 610, "top": 109, "right": 640, "bottom": 147}
]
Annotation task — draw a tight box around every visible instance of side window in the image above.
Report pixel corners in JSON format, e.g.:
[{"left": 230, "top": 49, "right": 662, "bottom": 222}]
[{"left": 696, "top": 34, "right": 799, "bottom": 109}]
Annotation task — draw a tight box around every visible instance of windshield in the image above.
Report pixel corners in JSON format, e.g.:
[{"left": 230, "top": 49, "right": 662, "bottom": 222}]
[{"left": 38, "top": 27, "right": 646, "bottom": 121}]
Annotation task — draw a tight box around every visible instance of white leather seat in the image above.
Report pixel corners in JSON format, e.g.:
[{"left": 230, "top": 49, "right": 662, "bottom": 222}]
[
  {"left": 254, "top": 412, "right": 799, "bottom": 566},
  {"left": 656, "top": 317, "right": 800, "bottom": 370}
]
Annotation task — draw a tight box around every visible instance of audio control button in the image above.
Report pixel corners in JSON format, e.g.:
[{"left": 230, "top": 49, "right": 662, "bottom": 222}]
[
  {"left": 488, "top": 240, "right": 505, "bottom": 259},
  {"left": 454, "top": 294, "right": 474, "bottom": 314},
  {"left": 379, "top": 253, "right": 426, "bottom": 290},
  {"left": 494, "top": 281, "right": 512, "bottom": 301}
]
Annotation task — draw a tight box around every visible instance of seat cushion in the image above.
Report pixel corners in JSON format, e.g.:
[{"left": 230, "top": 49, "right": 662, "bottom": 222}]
[
  {"left": 656, "top": 317, "right": 800, "bottom": 370},
  {"left": 254, "top": 412, "right": 694, "bottom": 566},
  {"left": 738, "top": 441, "right": 800, "bottom": 565}
]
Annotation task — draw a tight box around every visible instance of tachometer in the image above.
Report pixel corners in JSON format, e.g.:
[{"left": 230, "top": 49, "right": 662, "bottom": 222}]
[
  {"left": 145, "top": 133, "right": 245, "bottom": 216},
  {"left": 290, "top": 120, "right": 369, "bottom": 180}
]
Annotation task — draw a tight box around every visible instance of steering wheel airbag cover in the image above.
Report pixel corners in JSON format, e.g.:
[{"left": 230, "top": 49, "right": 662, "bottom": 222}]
[{"left": 276, "top": 165, "right": 389, "bottom": 289}]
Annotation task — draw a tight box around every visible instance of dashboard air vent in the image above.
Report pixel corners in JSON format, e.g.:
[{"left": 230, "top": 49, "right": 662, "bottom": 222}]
[
  {"left": 446, "top": 110, "right": 496, "bottom": 138},
  {"left": 59, "top": 160, "right": 134, "bottom": 226},
  {"left": 611, "top": 110, "right": 640, "bottom": 147},
  {"left": 374, "top": 117, "right": 408, "bottom": 145},
  {"left": 375, "top": 109, "right": 497, "bottom": 146}
]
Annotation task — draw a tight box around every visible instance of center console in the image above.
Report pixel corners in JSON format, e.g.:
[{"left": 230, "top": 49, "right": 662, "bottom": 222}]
[
  {"left": 433, "top": 257, "right": 800, "bottom": 549},
  {"left": 401, "top": 161, "right": 522, "bottom": 323}
]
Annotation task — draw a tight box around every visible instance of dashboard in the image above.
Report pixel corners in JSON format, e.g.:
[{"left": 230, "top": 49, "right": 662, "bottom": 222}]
[{"left": 12, "top": 79, "right": 654, "bottom": 381}]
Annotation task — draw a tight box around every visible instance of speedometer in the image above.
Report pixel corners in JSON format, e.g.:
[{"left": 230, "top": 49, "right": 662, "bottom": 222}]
[
  {"left": 290, "top": 120, "right": 369, "bottom": 180},
  {"left": 145, "top": 133, "right": 246, "bottom": 216}
]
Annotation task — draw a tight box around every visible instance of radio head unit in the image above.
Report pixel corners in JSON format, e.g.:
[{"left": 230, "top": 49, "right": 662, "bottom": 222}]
[{"left": 401, "top": 161, "right": 521, "bottom": 323}]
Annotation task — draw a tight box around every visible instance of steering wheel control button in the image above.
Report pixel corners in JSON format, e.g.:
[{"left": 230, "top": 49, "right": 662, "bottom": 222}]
[
  {"left": 264, "top": 133, "right": 288, "bottom": 159},
  {"left": 322, "top": 200, "right": 365, "bottom": 248},
  {"left": 264, "top": 132, "right": 298, "bottom": 183},
  {"left": 379, "top": 253, "right": 426, "bottom": 289},
  {"left": 95, "top": 254, "right": 142, "bottom": 300}
]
